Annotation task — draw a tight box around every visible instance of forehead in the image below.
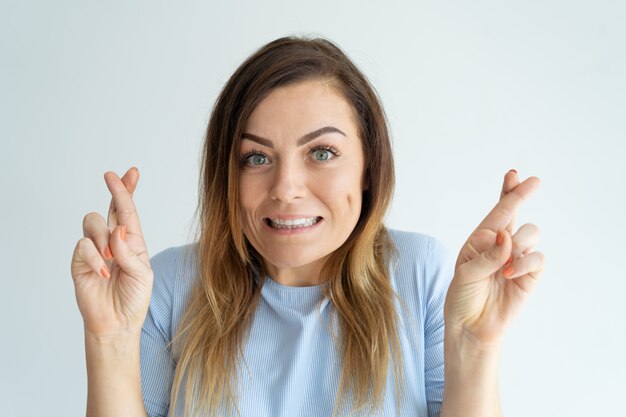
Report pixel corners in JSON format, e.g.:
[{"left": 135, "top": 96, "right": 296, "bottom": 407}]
[{"left": 244, "top": 79, "right": 358, "bottom": 135}]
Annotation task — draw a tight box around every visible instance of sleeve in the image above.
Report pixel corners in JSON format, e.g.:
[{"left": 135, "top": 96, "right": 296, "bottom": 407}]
[
  {"left": 140, "top": 247, "right": 177, "bottom": 417},
  {"left": 422, "top": 236, "right": 456, "bottom": 417}
]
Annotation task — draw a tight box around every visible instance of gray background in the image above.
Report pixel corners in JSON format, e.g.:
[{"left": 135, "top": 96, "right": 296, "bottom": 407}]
[{"left": 2, "top": 1, "right": 624, "bottom": 416}]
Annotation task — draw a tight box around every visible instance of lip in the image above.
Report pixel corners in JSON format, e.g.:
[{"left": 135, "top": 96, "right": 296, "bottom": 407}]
[
  {"left": 262, "top": 216, "right": 324, "bottom": 235},
  {"left": 263, "top": 214, "right": 322, "bottom": 220}
]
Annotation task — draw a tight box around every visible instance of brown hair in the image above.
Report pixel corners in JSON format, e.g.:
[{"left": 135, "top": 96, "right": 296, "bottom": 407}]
[{"left": 169, "top": 35, "right": 403, "bottom": 417}]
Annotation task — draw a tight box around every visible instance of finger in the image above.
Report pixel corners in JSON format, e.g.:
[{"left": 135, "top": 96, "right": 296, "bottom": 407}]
[
  {"left": 476, "top": 176, "right": 541, "bottom": 233},
  {"left": 457, "top": 229, "right": 512, "bottom": 284},
  {"left": 510, "top": 223, "right": 541, "bottom": 258},
  {"left": 82, "top": 212, "right": 113, "bottom": 260},
  {"left": 501, "top": 251, "right": 545, "bottom": 295},
  {"left": 104, "top": 170, "right": 143, "bottom": 237},
  {"left": 123, "top": 166, "right": 140, "bottom": 194},
  {"left": 499, "top": 170, "right": 518, "bottom": 200},
  {"left": 107, "top": 167, "right": 140, "bottom": 229},
  {"left": 109, "top": 224, "right": 150, "bottom": 278},
  {"left": 72, "top": 237, "right": 111, "bottom": 279},
  {"left": 507, "top": 265, "right": 545, "bottom": 297},
  {"left": 499, "top": 170, "right": 519, "bottom": 234}
]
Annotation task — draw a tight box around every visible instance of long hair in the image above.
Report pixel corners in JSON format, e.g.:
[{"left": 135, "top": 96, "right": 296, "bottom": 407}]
[{"left": 168, "top": 35, "right": 403, "bottom": 417}]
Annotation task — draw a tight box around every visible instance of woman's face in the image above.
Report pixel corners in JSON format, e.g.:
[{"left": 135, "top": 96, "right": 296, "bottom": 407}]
[{"left": 238, "top": 79, "right": 365, "bottom": 286}]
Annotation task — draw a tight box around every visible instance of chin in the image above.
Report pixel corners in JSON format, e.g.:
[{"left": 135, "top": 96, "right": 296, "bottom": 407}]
[{"left": 262, "top": 250, "right": 327, "bottom": 270}]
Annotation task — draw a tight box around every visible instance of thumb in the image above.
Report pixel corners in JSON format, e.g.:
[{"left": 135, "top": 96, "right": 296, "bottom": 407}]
[
  {"left": 109, "top": 225, "right": 149, "bottom": 279},
  {"left": 459, "top": 229, "right": 512, "bottom": 284}
]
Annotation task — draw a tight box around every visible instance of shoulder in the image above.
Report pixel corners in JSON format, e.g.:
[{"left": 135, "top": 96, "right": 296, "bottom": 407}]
[
  {"left": 148, "top": 243, "right": 198, "bottom": 303},
  {"left": 142, "top": 243, "right": 198, "bottom": 342},
  {"left": 385, "top": 227, "right": 455, "bottom": 303},
  {"left": 149, "top": 243, "right": 197, "bottom": 277},
  {"left": 386, "top": 227, "right": 452, "bottom": 270}
]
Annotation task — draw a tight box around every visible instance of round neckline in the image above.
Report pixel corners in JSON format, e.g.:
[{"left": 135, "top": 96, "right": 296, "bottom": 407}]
[{"left": 261, "top": 274, "right": 328, "bottom": 294}]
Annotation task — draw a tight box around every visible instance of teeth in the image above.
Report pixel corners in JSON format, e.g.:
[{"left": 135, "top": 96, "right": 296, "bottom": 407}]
[{"left": 267, "top": 217, "right": 320, "bottom": 229}]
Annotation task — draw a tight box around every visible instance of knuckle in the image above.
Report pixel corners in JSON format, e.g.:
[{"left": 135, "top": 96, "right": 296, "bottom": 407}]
[
  {"left": 534, "top": 251, "right": 546, "bottom": 266},
  {"left": 523, "top": 222, "right": 539, "bottom": 233},
  {"left": 494, "top": 205, "right": 512, "bottom": 219},
  {"left": 82, "top": 212, "right": 104, "bottom": 232},
  {"left": 75, "top": 238, "right": 97, "bottom": 261},
  {"left": 83, "top": 213, "right": 110, "bottom": 240},
  {"left": 117, "top": 207, "right": 137, "bottom": 217},
  {"left": 521, "top": 222, "right": 541, "bottom": 239},
  {"left": 76, "top": 236, "right": 94, "bottom": 251},
  {"left": 82, "top": 211, "right": 99, "bottom": 225}
]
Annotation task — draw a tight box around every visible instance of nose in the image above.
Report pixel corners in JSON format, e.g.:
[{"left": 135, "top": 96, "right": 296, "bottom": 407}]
[{"left": 269, "top": 159, "right": 306, "bottom": 203}]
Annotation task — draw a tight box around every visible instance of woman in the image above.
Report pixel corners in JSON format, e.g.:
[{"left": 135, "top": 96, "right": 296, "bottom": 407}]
[{"left": 71, "top": 36, "right": 544, "bottom": 417}]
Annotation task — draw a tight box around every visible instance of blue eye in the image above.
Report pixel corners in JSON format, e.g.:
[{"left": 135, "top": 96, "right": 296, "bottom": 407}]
[
  {"left": 249, "top": 154, "right": 268, "bottom": 165},
  {"left": 241, "top": 152, "right": 270, "bottom": 167},
  {"left": 309, "top": 145, "right": 340, "bottom": 162},
  {"left": 313, "top": 149, "right": 331, "bottom": 161},
  {"left": 240, "top": 144, "right": 340, "bottom": 168}
]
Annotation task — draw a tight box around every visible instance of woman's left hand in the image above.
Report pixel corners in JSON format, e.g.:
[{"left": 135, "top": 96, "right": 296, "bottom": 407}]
[{"left": 443, "top": 170, "right": 545, "bottom": 346}]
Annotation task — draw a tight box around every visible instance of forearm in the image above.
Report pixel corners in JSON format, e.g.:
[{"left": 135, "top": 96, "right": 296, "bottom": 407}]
[
  {"left": 85, "top": 330, "right": 148, "bottom": 417},
  {"left": 439, "top": 329, "right": 503, "bottom": 417}
]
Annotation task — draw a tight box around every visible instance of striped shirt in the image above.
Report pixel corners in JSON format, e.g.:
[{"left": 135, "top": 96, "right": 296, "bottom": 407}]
[{"left": 140, "top": 228, "right": 455, "bottom": 417}]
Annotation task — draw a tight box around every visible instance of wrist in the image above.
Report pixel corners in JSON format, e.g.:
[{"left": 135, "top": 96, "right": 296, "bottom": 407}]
[
  {"left": 442, "top": 327, "right": 502, "bottom": 416},
  {"left": 444, "top": 326, "right": 503, "bottom": 362},
  {"left": 85, "top": 323, "right": 142, "bottom": 342},
  {"left": 85, "top": 328, "right": 142, "bottom": 357}
]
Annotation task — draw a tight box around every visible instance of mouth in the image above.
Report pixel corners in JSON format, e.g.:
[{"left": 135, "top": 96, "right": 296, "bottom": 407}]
[{"left": 263, "top": 216, "right": 323, "bottom": 230}]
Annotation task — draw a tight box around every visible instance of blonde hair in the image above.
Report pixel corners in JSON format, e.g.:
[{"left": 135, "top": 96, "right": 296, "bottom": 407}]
[{"left": 167, "top": 35, "right": 404, "bottom": 417}]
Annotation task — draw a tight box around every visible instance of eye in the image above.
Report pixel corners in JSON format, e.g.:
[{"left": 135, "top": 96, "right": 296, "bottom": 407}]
[
  {"left": 240, "top": 151, "right": 270, "bottom": 167},
  {"left": 312, "top": 149, "right": 331, "bottom": 161},
  {"left": 309, "top": 144, "right": 340, "bottom": 162}
]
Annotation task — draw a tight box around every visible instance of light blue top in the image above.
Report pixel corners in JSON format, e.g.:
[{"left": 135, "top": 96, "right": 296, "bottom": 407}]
[{"left": 140, "top": 228, "right": 455, "bottom": 417}]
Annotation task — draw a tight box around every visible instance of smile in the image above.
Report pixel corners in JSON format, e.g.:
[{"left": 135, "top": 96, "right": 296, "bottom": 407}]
[{"left": 264, "top": 216, "right": 322, "bottom": 229}]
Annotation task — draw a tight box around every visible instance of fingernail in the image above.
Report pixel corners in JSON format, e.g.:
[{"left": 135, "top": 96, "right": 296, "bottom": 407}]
[
  {"left": 508, "top": 169, "right": 517, "bottom": 175},
  {"left": 100, "top": 265, "right": 111, "bottom": 278},
  {"left": 504, "top": 256, "right": 513, "bottom": 267},
  {"left": 121, "top": 224, "right": 127, "bottom": 241},
  {"left": 496, "top": 230, "right": 504, "bottom": 246},
  {"left": 104, "top": 244, "right": 112, "bottom": 259},
  {"left": 503, "top": 265, "right": 515, "bottom": 278}
]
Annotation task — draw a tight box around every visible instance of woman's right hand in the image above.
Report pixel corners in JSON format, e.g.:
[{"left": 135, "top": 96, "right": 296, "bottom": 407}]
[{"left": 71, "top": 167, "right": 154, "bottom": 339}]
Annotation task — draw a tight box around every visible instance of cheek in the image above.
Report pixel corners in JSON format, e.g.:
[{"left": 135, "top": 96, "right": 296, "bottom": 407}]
[
  {"left": 315, "top": 168, "right": 363, "bottom": 216},
  {"left": 238, "top": 176, "right": 263, "bottom": 218},
  {"left": 345, "top": 186, "right": 363, "bottom": 222}
]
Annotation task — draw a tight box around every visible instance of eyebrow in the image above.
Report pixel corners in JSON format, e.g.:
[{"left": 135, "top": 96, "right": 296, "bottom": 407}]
[{"left": 240, "top": 126, "right": 346, "bottom": 148}]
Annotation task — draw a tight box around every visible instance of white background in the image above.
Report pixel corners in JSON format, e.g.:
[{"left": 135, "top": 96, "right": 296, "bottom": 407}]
[{"left": 1, "top": 1, "right": 624, "bottom": 416}]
